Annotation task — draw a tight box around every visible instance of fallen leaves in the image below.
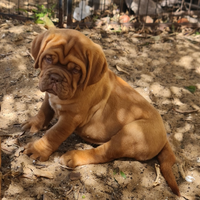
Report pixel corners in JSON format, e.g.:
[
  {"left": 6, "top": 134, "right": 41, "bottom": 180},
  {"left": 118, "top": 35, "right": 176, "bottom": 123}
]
[
  {"left": 23, "top": 165, "right": 54, "bottom": 179},
  {"left": 1, "top": 143, "right": 18, "bottom": 155},
  {"left": 14, "top": 146, "right": 24, "bottom": 157},
  {"left": 119, "top": 14, "right": 130, "bottom": 23},
  {"left": 178, "top": 162, "right": 186, "bottom": 179},
  {"left": 116, "top": 65, "right": 130, "bottom": 75},
  {"left": 177, "top": 18, "right": 189, "bottom": 23},
  {"left": 69, "top": 172, "right": 81, "bottom": 181}
]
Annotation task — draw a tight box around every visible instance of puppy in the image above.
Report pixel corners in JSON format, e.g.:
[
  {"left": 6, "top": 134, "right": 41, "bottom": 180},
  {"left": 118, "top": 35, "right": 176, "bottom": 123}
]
[{"left": 22, "top": 29, "right": 180, "bottom": 196}]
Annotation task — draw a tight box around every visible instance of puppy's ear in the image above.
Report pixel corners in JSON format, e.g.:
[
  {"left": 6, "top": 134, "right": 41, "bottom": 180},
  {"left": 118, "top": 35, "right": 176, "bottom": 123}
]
[
  {"left": 31, "top": 32, "right": 47, "bottom": 68},
  {"left": 83, "top": 44, "right": 108, "bottom": 90},
  {"left": 31, "top": 31, "right": 55, "bottom": 69}
]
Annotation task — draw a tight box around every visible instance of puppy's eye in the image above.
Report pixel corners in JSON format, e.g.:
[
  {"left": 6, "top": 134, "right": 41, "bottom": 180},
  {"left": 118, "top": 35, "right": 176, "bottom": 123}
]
[
  {"left": 72, "top": 68, "right": 81, "bottom": 74},
  {"left": 45, "top": 55, "right": 53, "bottom": 64}
]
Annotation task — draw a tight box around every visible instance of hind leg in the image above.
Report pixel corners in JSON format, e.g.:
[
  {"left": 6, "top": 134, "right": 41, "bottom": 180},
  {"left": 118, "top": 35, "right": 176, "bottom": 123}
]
[{"left": 60, "top": 120, "right": 165, "bottom": 167}]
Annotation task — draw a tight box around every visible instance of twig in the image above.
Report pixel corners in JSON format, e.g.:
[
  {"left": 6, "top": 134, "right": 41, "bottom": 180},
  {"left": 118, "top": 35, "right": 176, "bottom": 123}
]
[
  {"left": 173, "top": 107, "right": 199, "bottom": 114},
  {"left": 66, "top": 186, "right": 73, "bottom": 195},
  {"left": 76, "top": 187, "right": 80, "bottom": 200},
  {"left": 58, "top": 164, "right": 74, "bottom": 170},
  {"left": 26, "top": 50, "right": 34, "bottom": 60},
  {"left": 153, "top": 163, "right": 161, "bottom": 187},
  {"left": 116, "top": 65, "right": 130, "bottom": 75}
]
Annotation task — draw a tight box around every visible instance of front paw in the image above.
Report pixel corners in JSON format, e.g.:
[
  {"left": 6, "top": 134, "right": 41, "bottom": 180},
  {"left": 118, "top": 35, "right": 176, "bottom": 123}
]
[
  {"left": 59, "top": 149, "right": 94, "bottom": 168},
  {"left": 21, "top": 116, "right": 44, "bottom": 133},
  {"left": 59, "top": 150, "right": 80, "bottom": 168},
  {"left": 23, "top": 139, "right": 52, "bottom": 161}
]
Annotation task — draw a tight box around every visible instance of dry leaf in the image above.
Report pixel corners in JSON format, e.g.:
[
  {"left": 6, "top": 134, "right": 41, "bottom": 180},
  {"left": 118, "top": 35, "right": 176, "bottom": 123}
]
[
  {"left": 14, "top": 147, "right": 25, "bottom": 157},
  {"left": 69, "top": 172, "right": 81, "bottom": 181},
  {"left": 6, "top": 138, "right": 18, "bottom": 146},
  {"left": 1, "top": 144, "right": 17, "bottom": 154},
  {"left": 116, "top": 65, "right": 130, "bottom": 75},
  {"left": 43, "top": 14, "right": 55, "bottom": 29},
  {"left": 33, "top": 168, "right": 53, "bottom": 179},
  {"left": 22, "top": 173, "right": 37, "bottom": 179},
  {"left": 23, "top": 165, "right": 53, "bottom": 179},
  {"left": 178, "top": 162, "right": 186, "bottom": 179}
]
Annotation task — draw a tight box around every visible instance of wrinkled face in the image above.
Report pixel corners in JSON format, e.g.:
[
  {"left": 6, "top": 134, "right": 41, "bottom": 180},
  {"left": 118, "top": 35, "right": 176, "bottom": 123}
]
[
  {"left": 31, "top": 29, "right": 108, "bottom": 100},
  {"left": 39, "top": 54, "right": 82, "bottom": 100}
]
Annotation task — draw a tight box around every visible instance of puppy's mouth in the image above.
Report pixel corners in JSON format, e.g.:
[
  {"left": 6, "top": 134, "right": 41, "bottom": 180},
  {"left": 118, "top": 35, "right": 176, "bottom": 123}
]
[
  {"left": 46, "top": 88, "right": 57, "bottom": 95},
  {"left": 40, "top": 73, "right": 64, "bottom": 95}
]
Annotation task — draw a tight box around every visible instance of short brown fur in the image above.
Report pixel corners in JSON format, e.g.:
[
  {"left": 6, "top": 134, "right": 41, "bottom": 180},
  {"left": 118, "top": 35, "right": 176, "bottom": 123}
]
[{"left": 22, "top": 29, "right": 180, "bottom": 196}]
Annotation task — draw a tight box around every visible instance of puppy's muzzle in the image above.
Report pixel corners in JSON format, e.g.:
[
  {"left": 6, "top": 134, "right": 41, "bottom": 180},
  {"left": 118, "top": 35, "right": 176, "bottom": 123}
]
[{"left": 50, "top": 73, "right": 63, "bottom": 83}]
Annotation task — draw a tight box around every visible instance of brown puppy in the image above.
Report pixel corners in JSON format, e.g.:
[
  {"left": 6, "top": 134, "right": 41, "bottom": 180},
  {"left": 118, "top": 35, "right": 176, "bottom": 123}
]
[{"left": 22, "top": 29, "right": 180, "bottom": 196}]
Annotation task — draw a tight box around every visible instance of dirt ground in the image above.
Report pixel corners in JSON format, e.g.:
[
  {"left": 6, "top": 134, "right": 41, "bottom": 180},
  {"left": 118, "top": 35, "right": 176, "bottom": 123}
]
[{"left": 0, "top": 18, "right": 200, "bottom": 200}]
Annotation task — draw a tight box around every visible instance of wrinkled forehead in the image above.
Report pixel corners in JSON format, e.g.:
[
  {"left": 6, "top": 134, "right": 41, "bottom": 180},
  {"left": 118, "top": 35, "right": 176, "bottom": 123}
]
[
  {"left": 39, "top": 29, "right": 92, "bottom": 67},
  {"left": 45, "top": 29, "right": 92, "bottom": 49}
]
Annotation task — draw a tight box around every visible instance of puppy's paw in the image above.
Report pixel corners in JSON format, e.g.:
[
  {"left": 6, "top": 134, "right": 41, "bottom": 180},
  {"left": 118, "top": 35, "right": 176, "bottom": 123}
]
[
  {"left": 21, "top": 116, "right": 44, "bottom": 133},
  {"left": 59, "top": 149, "right": 95, "bottom": 168},
  {"left": 23, "top": 139, "right": 52, "bottom": 162},
  {"left": 59, "top": 150, "right": 79, "bottom": 168}
]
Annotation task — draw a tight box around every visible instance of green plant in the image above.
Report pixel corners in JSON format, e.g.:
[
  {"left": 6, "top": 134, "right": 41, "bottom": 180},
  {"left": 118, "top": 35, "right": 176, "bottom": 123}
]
[
  {"left": 32, "top": 4, "right": 56, "bottom": 24},
  {"left": 171, "top": 24, "right": 175, "bottom": 33},
  {"left": 92, "top": 15, "right": 99, "bottom": 22},
  {"left": 184, "top": 85, "right": 196, "bottom": 94},
  {"left": 18, "top": 4, "right": 56, "bottom": 24}
]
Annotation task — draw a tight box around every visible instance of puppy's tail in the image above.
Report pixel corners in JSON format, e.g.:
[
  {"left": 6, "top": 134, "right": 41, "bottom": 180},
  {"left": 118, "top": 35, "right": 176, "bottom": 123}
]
[{"left": 157, "top": 142, "right": 181, "bottom": 197}]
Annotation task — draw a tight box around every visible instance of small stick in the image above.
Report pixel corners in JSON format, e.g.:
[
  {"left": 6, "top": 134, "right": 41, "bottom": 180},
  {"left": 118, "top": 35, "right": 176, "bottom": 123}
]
[
  {"left": 26, "top": 50, "right": 34, "bottom": 60},
  {"left": 153, "top": 164, "right": 161, "bottom": 187},
  {"left": 58, "top": 164, "right": 74, "bottom": 170},
  {"left": 173, "top": 107, "right": 199, "bottom": 114},
  {"left": 66, "top": 186, "right": 73, "bottom": 195},
  {"left": 76, "top": 187, "right": 80, "bottom": 200}
]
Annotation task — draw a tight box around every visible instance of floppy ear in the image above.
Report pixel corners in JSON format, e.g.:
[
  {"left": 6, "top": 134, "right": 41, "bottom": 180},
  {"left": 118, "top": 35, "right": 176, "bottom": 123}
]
[
  {"left": 31, "top": 32, "right": 47, "bottom": 68},
  {"left": 83, "top": 44, "right": 108, "bottom": 90},
  {"left": 31, "top": 31, "right": 55, "bottom": 69}
]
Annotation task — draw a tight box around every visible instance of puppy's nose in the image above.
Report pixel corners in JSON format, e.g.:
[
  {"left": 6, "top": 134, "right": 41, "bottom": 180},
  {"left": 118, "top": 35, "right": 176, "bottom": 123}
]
[{"left": 50, "top": 73, "right": 62, "bottom": 82}]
